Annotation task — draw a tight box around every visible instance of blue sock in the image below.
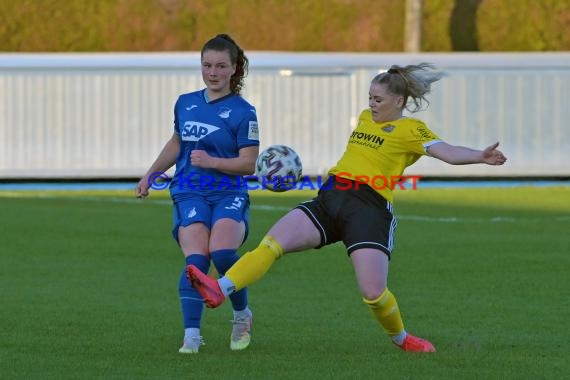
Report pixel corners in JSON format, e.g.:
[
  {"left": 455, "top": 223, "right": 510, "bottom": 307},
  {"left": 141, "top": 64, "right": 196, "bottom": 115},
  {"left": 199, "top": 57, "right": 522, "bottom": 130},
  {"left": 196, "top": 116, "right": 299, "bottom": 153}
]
[
  {"left": 211, "top": 249, "right": 248, "bottom": 311},
  {"left": 179, "top": 254, "right": 210, "bottom": 329}
]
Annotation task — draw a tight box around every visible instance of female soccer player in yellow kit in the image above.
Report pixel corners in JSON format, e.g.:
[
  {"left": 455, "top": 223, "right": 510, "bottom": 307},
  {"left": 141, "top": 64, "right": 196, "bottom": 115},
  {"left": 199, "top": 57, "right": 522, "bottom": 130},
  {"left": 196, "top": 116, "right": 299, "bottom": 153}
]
[{"left": 187, "top": 63, "right": 507, "bottom": 352}]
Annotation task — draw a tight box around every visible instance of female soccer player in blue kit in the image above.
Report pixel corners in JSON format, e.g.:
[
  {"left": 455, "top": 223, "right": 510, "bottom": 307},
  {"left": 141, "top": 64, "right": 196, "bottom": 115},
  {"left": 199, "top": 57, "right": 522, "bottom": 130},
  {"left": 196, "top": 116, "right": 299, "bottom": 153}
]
[
  {"left": 187, "top": 63, "right": 507, "bottom": 353},
  {"left": 135, "top": 34, "right": 259, "bottom": 353}
]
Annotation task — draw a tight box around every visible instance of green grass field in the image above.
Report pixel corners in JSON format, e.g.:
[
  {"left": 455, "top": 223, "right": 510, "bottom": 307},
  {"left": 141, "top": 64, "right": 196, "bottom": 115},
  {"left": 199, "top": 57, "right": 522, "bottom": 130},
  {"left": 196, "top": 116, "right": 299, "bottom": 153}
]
[{"left": 1, "top": 186, "right": 569, "bottom": 379}]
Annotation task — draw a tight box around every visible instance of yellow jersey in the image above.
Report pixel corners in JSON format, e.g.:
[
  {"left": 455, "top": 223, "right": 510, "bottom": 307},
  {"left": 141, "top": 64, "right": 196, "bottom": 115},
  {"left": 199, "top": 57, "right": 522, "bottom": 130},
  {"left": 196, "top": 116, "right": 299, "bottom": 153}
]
[{"left": 329, "top": 110, "right": 441, "bottom": 202}]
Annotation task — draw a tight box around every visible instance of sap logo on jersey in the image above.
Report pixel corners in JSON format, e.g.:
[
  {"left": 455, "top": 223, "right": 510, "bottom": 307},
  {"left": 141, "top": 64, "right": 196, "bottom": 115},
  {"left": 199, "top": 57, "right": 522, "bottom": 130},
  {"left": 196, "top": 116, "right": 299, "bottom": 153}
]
[{"left": 181, "top": 121, "right": 220, "bottom": 141}]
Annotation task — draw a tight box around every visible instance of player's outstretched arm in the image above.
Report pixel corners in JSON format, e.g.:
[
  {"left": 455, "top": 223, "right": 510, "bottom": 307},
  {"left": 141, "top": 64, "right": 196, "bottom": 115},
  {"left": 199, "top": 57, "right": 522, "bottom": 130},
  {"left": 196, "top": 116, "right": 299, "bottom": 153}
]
[
  {"left": 428, "top": 141, "right": 507, "bottom": 166},
  {"left": 135, "top": 133, "right": 180, "bottom": 198}
]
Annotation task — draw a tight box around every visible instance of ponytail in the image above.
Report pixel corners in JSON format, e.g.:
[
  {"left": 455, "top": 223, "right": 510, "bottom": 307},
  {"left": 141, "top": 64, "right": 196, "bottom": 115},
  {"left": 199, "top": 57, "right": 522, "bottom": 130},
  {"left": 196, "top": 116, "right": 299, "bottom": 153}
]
[{"left": 373, "top": 63, "right": 444, "bottom": 113}]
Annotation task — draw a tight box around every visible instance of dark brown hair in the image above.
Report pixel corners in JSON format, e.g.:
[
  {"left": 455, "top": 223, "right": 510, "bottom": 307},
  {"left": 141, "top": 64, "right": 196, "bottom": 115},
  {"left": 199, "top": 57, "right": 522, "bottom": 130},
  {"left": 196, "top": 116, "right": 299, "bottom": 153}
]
[{"left": 201, "top": 34, "right": 249, "bottom": 95}]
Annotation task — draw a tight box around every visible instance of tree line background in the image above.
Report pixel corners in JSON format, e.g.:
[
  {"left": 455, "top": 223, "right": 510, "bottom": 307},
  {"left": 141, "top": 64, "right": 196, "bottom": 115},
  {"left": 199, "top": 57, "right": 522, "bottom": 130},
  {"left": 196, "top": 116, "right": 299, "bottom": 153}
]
[{"left": 1, "top": 0, "right": 568, "bottom": 52}]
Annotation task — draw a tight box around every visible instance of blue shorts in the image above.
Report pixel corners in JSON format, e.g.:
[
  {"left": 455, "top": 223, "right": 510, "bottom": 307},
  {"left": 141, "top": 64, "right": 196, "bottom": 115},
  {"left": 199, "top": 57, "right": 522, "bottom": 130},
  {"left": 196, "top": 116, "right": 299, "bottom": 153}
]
[{"left": 172, "top": 193, "right": 250, "bottom": 244}]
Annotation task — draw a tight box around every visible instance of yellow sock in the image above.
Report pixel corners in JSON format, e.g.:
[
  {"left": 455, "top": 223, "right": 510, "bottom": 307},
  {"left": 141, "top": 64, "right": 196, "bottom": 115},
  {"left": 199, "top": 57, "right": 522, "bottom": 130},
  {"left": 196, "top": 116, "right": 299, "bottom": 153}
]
[
  {"left": 363, "top": 288, "right": 405, "bottom": 336},
  {"left": 225, "top": 235, "right": 284, "bottom": 291}
]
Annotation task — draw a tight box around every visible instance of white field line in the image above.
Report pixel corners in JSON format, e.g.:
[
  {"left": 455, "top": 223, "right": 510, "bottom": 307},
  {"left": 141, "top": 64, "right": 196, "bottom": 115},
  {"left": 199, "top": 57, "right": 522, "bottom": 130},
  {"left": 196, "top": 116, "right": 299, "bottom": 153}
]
[{"left": 2, "top": 193, "right": 568, "bottom": 223}]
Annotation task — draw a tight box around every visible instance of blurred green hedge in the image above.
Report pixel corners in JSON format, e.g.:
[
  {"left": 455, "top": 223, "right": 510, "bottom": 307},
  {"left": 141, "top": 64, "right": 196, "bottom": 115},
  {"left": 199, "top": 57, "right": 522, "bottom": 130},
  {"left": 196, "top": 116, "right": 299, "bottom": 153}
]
[{"left": 0, "top": 0, "right": 568, "bottom": 52}]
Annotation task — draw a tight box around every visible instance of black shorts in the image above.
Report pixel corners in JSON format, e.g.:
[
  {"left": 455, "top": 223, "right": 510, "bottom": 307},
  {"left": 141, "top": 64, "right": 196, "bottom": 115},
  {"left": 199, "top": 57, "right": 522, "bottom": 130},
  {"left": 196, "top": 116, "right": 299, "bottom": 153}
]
[{"left": 296, "top": 177, "right": 397, "bottom": 258}]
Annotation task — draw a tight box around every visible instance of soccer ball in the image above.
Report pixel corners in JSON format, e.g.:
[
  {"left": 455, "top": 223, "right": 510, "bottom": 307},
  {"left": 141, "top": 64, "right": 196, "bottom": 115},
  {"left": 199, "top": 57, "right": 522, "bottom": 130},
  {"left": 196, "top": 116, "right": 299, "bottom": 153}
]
[{"left": 255, "top": 145, "right": 303, "bottom": 192}]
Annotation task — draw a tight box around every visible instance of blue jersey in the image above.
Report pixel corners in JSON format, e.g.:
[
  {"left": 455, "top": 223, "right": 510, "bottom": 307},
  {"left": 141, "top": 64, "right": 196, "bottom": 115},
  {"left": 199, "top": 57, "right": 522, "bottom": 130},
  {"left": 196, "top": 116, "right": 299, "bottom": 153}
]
[{"left": 169, "top": 89, "right": 260, "bottom": 202}]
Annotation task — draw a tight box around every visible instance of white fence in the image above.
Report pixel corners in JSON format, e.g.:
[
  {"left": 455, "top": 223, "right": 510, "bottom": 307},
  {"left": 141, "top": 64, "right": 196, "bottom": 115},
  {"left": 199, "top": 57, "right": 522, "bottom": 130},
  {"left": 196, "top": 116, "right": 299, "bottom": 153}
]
[{"left": 0, "top": 52, "right": 569, "bottom": 179}]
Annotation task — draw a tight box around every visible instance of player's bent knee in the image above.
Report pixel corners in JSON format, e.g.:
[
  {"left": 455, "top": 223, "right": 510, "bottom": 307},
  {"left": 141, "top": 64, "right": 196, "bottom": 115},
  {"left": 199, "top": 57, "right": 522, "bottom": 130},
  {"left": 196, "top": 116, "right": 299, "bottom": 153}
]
[{"left": 362, "top": 287, "right": 388, "bottom": 305}]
